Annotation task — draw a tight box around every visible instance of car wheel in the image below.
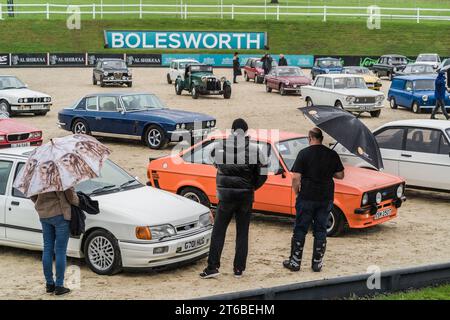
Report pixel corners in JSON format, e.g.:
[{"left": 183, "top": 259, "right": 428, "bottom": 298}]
[
  {"left": 175, "top": 82, "right": 183, "bottom": 95},
  {"left": 335, "top": 100, "right": 344, "bottom": 110},
  {"left": 145, "top": 125, "right": 168, "bottom": 149},
  {"left": 72, "top": 119, "right": 90, "bottom": 135},
  {"left": 266, "top": 84, "right": 272, "bottom": 93},
  {"left": 412, "top": 101, "right": 421, "bottom": 114},
  {"left": 305, "top": 97, "right": 313, "bottom": 107},
  {"left": 223, "top": 85, "right": 231, "bottom": 99},
  {"left": 100, "top": 78, "right": 105, "bottom": 87},
  {"left": 84, "top": 230, "right": 122, "bottom": 276},
  {"left": 370, "top": 110, "right": 381, "bottom": 118},
  {"left": 327, "top": 207, "right": 345, "bottom": 237},
  {"left": 180, "top": 187, "right": 211, "bottom": 208},
  {"left": 388, "top": 72, "right": 393, "bottom": 81},
  {"left": 279, "top": 84, "right": 286, "bottom": 96},
  {"left": 191, "top": 86, "right": 199, "bottom": 99},
  {"left": 0, "top": 100, "right": 12, "bottom": 116},
  {"left": 127, "top": 82, "right": 132, "bottom": 88},
  {"left": 92, "top": 76, "right": 97, "bottom": 85},
  {"left": 167, "top": 74, "right": 172, "bottom": 84},
  {"left": 389, "top": 97, "right": 398, "bottom": 109},
  {"left": 244, "top": 72, "right": 249, "bottom": 82}
]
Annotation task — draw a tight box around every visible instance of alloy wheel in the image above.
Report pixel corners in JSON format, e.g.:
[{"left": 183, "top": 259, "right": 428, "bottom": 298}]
[
  {"left": 74, "top": 122, "right": 87, "bottom": 134},
  {"left": 183, "top": 192, "right": 201, "bottom": 203},
  {"left": 327, "top": 211, "right": 336, "bottom": 234},
  {"left": 0, "top": 102, "right": 7, "bottom": 113},
  {"left": 148, "top": 128, "right": 162, "bottom": 147},
  {"left": 88, "top": 236, "right": 115, "bottom": 271}
]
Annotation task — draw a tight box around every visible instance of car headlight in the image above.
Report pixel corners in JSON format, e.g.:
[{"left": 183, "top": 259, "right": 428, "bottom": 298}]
[
  {"left": 181, "top": 123, "right": 186, "bottom": 129},
  {"left": 396, "top": 184, "right": 404, "bottom": 198},
  {"left": 201, "top": 76, "right": 207, "bottom": 82},
  {"left": 285, "top": 81, "right": 290, "bottom": 85},
  {"left": 346, "top": 96, "right": 356, "bottom": 103},
  {"left": 122, "top": 76, "right": 126, "bottom": 80},
  {"left": 422, "top": 95, "right": 428, "bottom": 102},
  {"left": 206, "top": 121, "right": 211, "bottom": 127},
  {"left": 376, "top": 95, "right": 384, "bottom": 102},
  {"left": 135, "top": 224, "right": 176, "bottom": 241},
  {"left": 210, "top": 120, "right": 215, "bottom": 127},
  {"left": 0, "top": 135, "right": 5, "bottom": 142},
  {"left": 176, "top": 124, "right": 181, "bottom": 130},
  {"left": 103, "top": 71, "right": 108, "bottom": 76},
  {"left": 362, "top": 193, "right": 369, "bottom": 206},
  {"left": 199, "top": 212, "right": 214, "bottom": 227},
  {"left": 375, "top": 192, "right": 382, "bottom": 204},
  {"left": 221, "top": 76, "right": 226, "bottom": 82},
  {"left": 29, "top": 131, "right": 42, "bottom": 139},
  {"left": 46, "top": 97, "right": 52, "bottom": 102}
]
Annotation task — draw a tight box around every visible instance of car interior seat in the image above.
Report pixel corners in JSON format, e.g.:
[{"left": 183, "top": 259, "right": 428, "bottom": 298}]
[{"left": 102, "top": 101, "right": 117, "bottom": 112}]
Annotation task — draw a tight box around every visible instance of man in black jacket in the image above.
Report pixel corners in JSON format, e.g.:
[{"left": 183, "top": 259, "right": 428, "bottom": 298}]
[
  {"left": 200, "top": 119, "right": 268, "bottom": 279},
  {"left": 278, "top": 54, "right": 288, "bottom": 66}
]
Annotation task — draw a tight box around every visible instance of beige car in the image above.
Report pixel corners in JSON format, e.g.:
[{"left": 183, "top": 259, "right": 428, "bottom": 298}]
[{"left": 342, "top": 66, "right": 382, "bottom": 91}]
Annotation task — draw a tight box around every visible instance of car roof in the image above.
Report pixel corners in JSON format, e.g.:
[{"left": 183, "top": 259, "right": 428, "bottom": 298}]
[
  {"left": 0, "top": 146, "right": 35, "bottom": 158},
  {"left": 417, "top": 53, "right": 439, "bottom": 56},
  {"left": 84, "top": 92, "right": 154, "bottom": 97},
  {"left": 380, "top": 119, "right": 450, "bottom": 131},
  {"left": 393, "top": 75, "right": 437, "bottom": 81},
  {"left": 275, "top": 66, "right": 300, "bottom": 69},
  {"left": 316, "top": 57, "right": 339, "bottom": 60},
  {"left": 381, "top": 54, "right": 407, "bottom": 58},
  {"left": 316, "top": 74, "right": 362, "bottom": 78},
  {"left": 209, "top": 131, "right": 306, "bottom": 143}
]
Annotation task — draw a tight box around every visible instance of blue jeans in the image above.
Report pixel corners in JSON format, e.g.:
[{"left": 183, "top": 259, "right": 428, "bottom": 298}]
[
  {"left": 293, "top": 198, "right": 334, "bottom": 242},
  {"left": 40, "top": 215, "right": 70, "bottom": 287}
]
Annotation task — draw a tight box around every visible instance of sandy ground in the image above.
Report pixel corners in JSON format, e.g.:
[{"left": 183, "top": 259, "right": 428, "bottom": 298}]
[{"left": 0, "top": 67, "right": 449, "bottom": 300}]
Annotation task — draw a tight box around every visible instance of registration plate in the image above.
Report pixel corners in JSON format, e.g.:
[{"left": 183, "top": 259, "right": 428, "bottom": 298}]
[
  {"left": 181, "top": 236, "right": 206, "bottom": 252},
  {"left": 374, "top": 208, "right": 392, "bottom": 220},
  {"left": 11, "top": 142, "right": 30, "bottom": 148}
]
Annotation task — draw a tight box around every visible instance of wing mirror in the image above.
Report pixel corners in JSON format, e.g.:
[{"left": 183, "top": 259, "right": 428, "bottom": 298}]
[
  {"left": 274, "top": 167, "right": 286, "bottom": 178},
  {"left": 117, "top": 107, "right": 125, "bottom": 114},
  {"left": 406, "top": 87, "right": 412, "bottom": 91}
]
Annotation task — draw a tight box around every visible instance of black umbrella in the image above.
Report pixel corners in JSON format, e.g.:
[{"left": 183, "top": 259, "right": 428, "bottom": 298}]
[{"left": 299, "top": 105, "right": 383, "bottom": 170}]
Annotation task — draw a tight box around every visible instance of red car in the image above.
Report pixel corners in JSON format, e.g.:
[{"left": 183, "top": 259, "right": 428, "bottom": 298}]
[
  {"left": 243, "top": 57, "right": 277, "bottom": 84},
  {"left": 0, "top": 113, "right": 42, "bottom": 148},
  {"left": 265, "top": 66, "right": 312, "bottom": 95}
]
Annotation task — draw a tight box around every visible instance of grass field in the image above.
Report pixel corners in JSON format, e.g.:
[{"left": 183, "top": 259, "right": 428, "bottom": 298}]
[{"left": 375, "top": 284, "right": 450, "bottom": 300}]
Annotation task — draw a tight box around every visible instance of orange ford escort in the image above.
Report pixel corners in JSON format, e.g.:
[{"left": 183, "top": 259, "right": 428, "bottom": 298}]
[{"left": 147, "top": 131, "right": 406, "bottom": 236}]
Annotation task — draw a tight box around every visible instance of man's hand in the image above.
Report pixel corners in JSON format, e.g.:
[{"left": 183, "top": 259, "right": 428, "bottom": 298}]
[
  {"left": 292, "top": 172, "right": 301, "bottom": 195},
  {"left": 334, "top": 170, "right": 345, "bottom": 180}
]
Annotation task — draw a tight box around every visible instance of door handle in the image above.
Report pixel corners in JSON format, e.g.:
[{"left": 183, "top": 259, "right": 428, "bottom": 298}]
[
  {"left": 95, "top": 117, "right": 102, "bottom": 120},
  {"left": 401, "top": 153, "right": 412, "bottom": 158},
  {"left": 11, "top": 201, "right": 20, "bottom": 206}
]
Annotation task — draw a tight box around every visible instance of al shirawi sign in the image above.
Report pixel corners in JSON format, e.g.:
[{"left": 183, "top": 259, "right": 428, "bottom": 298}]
[{"left": 104, "top": 30, "right": 268, "bottom": 50}]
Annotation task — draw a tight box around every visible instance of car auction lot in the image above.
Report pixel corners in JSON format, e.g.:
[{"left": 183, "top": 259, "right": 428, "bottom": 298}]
[{"left": 0, "top": 67, "right": 449, "bottom": 299}]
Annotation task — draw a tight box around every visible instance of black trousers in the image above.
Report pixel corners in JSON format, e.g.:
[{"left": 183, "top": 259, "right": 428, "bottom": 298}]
[
  {"left": 207, "top": 200, "right": 253, "bottom": 271},
  {"left": 431, "top": 98, "right": 450, "bottom": 119}
]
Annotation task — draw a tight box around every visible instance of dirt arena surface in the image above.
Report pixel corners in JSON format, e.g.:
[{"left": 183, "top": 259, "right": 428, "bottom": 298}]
[{"left": 0, "top": 67, "right": 449, "bottom": 300}]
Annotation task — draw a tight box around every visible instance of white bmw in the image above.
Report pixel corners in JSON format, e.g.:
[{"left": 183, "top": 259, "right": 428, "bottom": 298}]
[
  {"left": 0, "top": 147, "right": 213, "bottom": 275},
  {"left": 0, "top": 75, "right": 52, "bottom": 116}
]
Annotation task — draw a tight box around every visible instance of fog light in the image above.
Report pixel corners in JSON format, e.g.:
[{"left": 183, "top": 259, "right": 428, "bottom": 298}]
[{"left": 153, "top": 246, "right": 169, "bottom": 254}]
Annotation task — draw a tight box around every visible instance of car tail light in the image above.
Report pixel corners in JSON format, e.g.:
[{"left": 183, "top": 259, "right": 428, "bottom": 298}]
[{"left": 136, "top": 226, "right": 152, "bottom": 240}]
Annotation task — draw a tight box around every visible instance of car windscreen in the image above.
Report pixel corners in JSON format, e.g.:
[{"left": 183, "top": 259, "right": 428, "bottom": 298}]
[
  {"left": 404, "top": 65, "right": 434, "bottom": 73},
  {"left": 180, "top": 61, "right": 197, "bottom": 68},
  {"left": 75, "top": 159, "right": 141, "bottom": 195},
  {"left": 102, "top": 60, "right": 127, "bottom": 69},
  {"left": 414, "top": 79, "right": 435, "bottom": 91},
  {"left": 276, "top": 67, "right": 304, "bottom": 77},
  {"left": 417, "top": 55, "right": 438, "bottom": 62},
  {"left": 333, "top": 77, "right": 367, "bottom": 89},
  {"left": 318, "top": 59, "right": 342, "bottom": 68},
  {"left": 391, "top": 57, "right": 407, "bottom": 64},
  {"left": 275, "top": 137, "right": 309, "bottom": 171},
  {"left": 343, "top": 67, "right": 369, "bottom": 74},
  {"left": 0, "top": 76, "right": 26, "bottom": 90},
  {"left": 121, "top": 94, "right": 166, "bottom": 111},
  {"left": 190, "top": 65, "right": 213, "bottom": 73}
]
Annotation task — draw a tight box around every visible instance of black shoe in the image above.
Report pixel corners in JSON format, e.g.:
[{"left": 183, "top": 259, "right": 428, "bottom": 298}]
[
  {"left": 233, "top": 269, "right": 243, "bottom": 278},
  {"left": 46, "top": 284, "right": 55, "bottom": 294},
  {"left": 282, "top": 237, "right": 304, "bottom": 272},
  {"left": 55, "top": 286, "right": 71, "bottom": 296},
  {"left": 199, "top": 268, "right": 220, "bottom": 279},
  {"left": 311, "top": 239, "right": 327, "bottom": 272}
]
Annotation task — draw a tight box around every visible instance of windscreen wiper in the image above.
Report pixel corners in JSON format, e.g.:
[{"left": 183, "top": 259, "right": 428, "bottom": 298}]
[{"left": 90, "top": 184, "right": 118, "bottom": 195}]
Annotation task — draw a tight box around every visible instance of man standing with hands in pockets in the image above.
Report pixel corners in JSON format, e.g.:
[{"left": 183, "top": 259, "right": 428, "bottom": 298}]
[{"left": 283, "top": 128, "right": 345, "bottom": 272}]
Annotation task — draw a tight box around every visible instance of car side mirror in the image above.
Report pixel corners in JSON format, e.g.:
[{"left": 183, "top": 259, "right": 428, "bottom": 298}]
[
  {"left": 274, "top": 167, "right": 286, "bottom": 178},
  {"left": 406, "top": 87, "right": 412, "bottom": 91},
  {"left": 117, "top": 107, "right": 125, "bottom": 114}
]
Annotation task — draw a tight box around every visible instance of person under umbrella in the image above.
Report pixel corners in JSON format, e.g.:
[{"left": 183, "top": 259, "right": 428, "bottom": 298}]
[{"left": 14, "top": 134, "right": 110, "bottom": 296}]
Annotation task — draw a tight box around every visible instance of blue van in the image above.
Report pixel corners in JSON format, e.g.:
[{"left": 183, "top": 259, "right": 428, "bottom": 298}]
[{"left": 388, "top": 75, "right": 450, "bottom": 113}]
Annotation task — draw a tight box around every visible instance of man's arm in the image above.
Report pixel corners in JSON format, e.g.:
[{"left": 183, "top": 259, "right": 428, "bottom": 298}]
[
  {"left": 292, "top": 172, "right": 301, "bottom": 195},
  {"left": 334, "top": 171, "right": 345, "bottom": 180}
]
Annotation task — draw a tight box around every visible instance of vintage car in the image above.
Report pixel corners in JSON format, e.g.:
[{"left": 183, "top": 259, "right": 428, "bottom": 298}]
[
  {"left": 93, "top": 58, "right": 132, "bottom": 87},
  {"left": 438, "top": 58, "right": 450, "bottom": 71},
  {"left": 301, "top": 74, "right": 385, "bottom": 117},
  {"left": 342, "top": 66, "right": 382, "bottom": 91},
  {"left": 394, "top": 63, "right": 436, "bottom": 77},
  {"left": 0, "top": 112, "right": 42, "bottom": 149},
  {"left": 166, "top": 59, "right": 200, "bottom": 84},
  {"left": 336, "top": 120, "right": 450, "bottom": 192},
  {"left": 311, "top": 57, "right": 343, "bottom": 80},
  {"left": 415, "top": 53, "right": 441, "bottom": 69},
  {"left": 0, "top": 75, "right": 51, "bottom": 116},
  {"left": 0, "top": 147, "right": 213, "bottom": 275},
  {"left": 388, "top": 75, "right": 450, "bottom": 114},
  {"left": 146, "top": 131, "right": 406, "bottom": 236},
  {"left": 57, "top": 92, "right": 216, "bottom": 149},
  {"left": 371, "top": 54, "right": 408, "bottom": 80},
  {"left": 265, "top": 66, "right": 311, "bottom": 95},
  {"left": 175, "top": 64, "right": 232, "bottom": 99},
  {"left": 243, "top": 57, "right": 277, "bottom": 83}
]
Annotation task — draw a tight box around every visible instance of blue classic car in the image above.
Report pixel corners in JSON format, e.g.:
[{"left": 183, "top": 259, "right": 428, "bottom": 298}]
[
  {"left": 388, "top": 75, "right": 450, "bottom": 114},
  {"left": 311, "top": 57, "right": 344, "bottom": 79},
  {"left": 58, "top": 93, "right": 216, "bottom": 149}
]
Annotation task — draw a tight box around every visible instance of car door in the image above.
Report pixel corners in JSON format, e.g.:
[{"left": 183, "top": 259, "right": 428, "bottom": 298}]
[
  {"left": 0, "top": 159, "right": 14, "bottom": 239},
  {"left": 321, "top": 77, "right": 334, "bottom": 105},
  {"left": 90, "top": 96, "right": 133, "bottom": 136},
  {"left": 398, "top": 80, "right": 414, "bottom": 108},
  {"left": 399, "top": 127, "right": 449, "bottom": 189},
  {"left": 94, "top": 61, "right": 102, "bottom": 81},
  {"left": 5, "top": 161, "right": 42, "bottom": 245},
  {"left": 309, "top": 76, "right": 325, "bottom": 105},
  {"left": 170, "top": 61, "right": 178, "bottom": 81},
  {"left": 266, "top": 69, "right": 277, "bottom": 89},
  {"left": 374, "top": 127, "right": 406, "bottom": 177},
  {"left": 248, "top": 59, "right": 256, "bottom": 79}
]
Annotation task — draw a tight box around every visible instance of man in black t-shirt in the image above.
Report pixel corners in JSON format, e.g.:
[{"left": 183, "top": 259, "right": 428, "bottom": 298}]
[{"left": 283, "top": 128, "right": 344, "bottom": 272}]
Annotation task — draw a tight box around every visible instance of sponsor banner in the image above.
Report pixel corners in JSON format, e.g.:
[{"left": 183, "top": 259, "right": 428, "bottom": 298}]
[
  {"left": 125, "top": 54, "right": 162, "bottom": 66},
  {"left": 0, "top": 53, "right": 10, "bottom": 67},
  {"left": 49, "top": 53, "right": 86, "bottom": 66},
  {"left": 313, "top": 55, "right": 419, "bottom": 68},
  {"left": 104, "top": 30, "right": 267, "bottom": 50},
  {"left": 87, "top": 53, "right": 125, "bottom": 66},
  {"left": 162, "top": 54, "right": 314, "bottom": 68},
  {"left": 10, "top": 53, "right": 47, "bottom": 66}
]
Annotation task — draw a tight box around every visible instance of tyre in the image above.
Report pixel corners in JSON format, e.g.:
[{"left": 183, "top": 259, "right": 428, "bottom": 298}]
[
  {"left": 72, "top": 118, "right": 90, "bottom": 135},
  {"left": 244, "top": 72, "right": 249, "bottom": 82},
  {"left": 0, "top": 100, "right": 12, "bottom": 116},
  {"left": 127, "top": 82, "right": 132, "bottom": 88},
  {"left": 145, "top": 125, "right": 168, "bottom": 149},
  {"left": 191, "top": 86, "right": 199, "bottom": 99},
  {"left": 180, "top": 187, "right": 211, "bottom": 208},
  {"left": 388, "top": 72, "right": 393, "bottom": 81},
  {"left": 327, "top": 206, "right": 345, "bottom": 237},
  {"left": 92, "top": 76, "right": 97, "bottom": 85},
  {"left": 279, "top": 84, "right": 286, "bottom": 96},
  {"left": 84, "top": 230, "right": 122, "bottom": 275},
  {"left": 370, "top": 110, "right": 381, "bottom": 118},
  {"left": 335, "top": 100, "right": 344, "bottom": 109},
  {"left": 412, "top": 101, "right": 421, "bottom": 114},
  {"left": 167, "top": 74, "right": 172, "bottom": 84},
  {"left": 175, "top": 81, "right": 183, "bottom": 95},
  {"left": 223, "top": 85, "right": 231, "bottom": 99},
  {"left": 100, "top": 78, "right": 106, "bottom": 87},
  {"left": 305, "top": 97, "right": 313, "bottom": 107},
  {"left": 34, "top": 111, "right": 48, "bottom": 116},
  {"left": 389, "top": 97, "right": 398, "bottom": 109},
  {"left": 266, "top": 84, "right": 272, "bottom": 93},
  {"left": 255, "top": 76, "right": 262, "bottom": 84}
]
